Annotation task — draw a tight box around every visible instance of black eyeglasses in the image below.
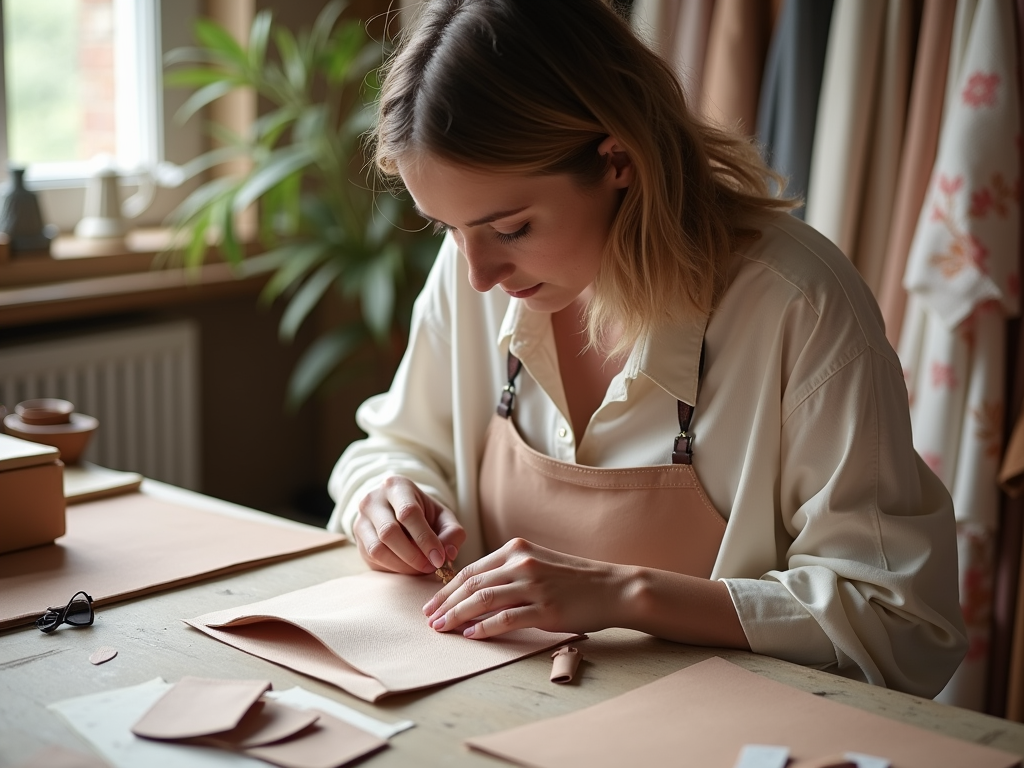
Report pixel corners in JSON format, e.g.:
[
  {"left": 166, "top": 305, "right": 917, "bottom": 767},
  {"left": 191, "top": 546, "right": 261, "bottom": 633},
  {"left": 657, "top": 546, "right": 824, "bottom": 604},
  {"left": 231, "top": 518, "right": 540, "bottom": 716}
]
[{"left": 35, "top": 591, "right": 95, "bottom": 633}]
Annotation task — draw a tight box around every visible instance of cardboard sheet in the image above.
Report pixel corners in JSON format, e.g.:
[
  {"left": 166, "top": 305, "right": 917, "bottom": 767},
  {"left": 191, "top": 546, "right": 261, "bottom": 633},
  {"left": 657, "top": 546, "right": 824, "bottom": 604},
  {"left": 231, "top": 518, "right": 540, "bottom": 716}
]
[
  {"left": 186, "top": 571, "right": 578, "bottom": 702},
  {"left": 0, "top": 493, "right": 344, "bottom": 630},
  {"left": 466, "top": 657, "right": 1022, "bottom": 768}
]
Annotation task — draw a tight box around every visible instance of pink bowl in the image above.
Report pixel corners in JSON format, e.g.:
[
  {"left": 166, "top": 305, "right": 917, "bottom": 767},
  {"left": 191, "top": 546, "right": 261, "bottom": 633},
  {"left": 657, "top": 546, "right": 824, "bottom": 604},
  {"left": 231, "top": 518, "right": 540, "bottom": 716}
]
[{"left": 15, "top": 398, "right": 74, "bottom": 426}]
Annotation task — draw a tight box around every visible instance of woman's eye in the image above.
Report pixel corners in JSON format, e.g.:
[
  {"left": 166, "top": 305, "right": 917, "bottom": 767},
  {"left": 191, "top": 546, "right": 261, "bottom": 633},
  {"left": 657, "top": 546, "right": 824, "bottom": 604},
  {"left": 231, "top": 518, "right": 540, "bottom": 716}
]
[
  {"left": 495, "top": 223, "right": 530, "bottom": 244},
  {"left": 431, "top": 221, "right": 451, "bottom": 236}
]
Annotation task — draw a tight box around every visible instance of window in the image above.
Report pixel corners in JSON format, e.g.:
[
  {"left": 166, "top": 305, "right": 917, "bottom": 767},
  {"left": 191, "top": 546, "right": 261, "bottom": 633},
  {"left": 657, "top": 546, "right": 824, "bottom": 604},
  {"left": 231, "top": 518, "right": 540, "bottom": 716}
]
[{"left": 0, "top": 0, "right": 202, "bottom": 233}]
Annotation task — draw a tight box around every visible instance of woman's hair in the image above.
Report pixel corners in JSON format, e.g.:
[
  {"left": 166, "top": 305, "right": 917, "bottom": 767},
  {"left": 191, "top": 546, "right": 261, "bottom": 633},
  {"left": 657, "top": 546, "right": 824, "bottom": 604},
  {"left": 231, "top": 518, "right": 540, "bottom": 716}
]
[{"left": 371, "top": 0, "right": 794, "bottom": 352}]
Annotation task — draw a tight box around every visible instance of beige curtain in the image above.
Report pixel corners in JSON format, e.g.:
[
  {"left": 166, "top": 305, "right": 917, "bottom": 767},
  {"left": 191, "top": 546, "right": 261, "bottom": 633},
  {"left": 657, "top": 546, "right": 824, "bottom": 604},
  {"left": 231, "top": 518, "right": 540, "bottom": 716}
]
[
  {"left": 804, "top": 0, "right": 887, "bottom": 258},
  {"left": 878, "top": 0, "right": 957, "bottom": 348},
  {"left": 700, "top": 0, "right": 774, "bottom": 135}
]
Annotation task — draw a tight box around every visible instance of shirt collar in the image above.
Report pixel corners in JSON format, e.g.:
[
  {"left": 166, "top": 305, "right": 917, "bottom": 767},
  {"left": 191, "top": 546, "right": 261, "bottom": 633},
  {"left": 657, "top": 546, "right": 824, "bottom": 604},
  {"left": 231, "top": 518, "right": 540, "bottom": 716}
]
[
  {"left": 636, "top": 309, "right": 709, "bottom": 407},
  {"left": 496, "top": 297, "right": 548, "bottom": 360},
  {"left": 496, "top": 297, "right": 709, "bottom": 407}
]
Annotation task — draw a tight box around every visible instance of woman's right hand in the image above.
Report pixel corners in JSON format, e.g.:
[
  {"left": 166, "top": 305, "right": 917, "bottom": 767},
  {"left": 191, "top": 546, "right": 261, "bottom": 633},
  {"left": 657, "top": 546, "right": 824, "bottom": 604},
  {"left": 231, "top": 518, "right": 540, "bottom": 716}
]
[{"left": 353, "top": 476, "right": 466, "bottom": 574}]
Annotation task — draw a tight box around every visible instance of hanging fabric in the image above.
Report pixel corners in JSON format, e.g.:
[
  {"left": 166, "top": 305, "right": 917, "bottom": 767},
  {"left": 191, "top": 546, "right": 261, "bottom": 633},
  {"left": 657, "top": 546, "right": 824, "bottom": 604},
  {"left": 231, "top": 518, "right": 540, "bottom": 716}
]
[
  {"left": 755, "top": 0, "right": 834, "bottom": 220},
  {"left": 700, "top": 0, "right": 774, "bottom": 135},
  {"left": 670, "top": 0, "right": 716, "bottom": 105},
  {"left": 878, "top": 1, "right": 958, "bottom": 348},
  {"left": 631, "top": 0, "right": 716, "bottom": 107},
  {"left": 897, "top": 0, "right": 1021, "bottom": 712},
  {"left": 804, "top": 0, "right": 886, "bottom": 258},
  {"left": 992, "top": 0, "right": 1024, "bottom": 721},
  {"left": 849, "top": 0, "right": 915, "bottom": 296}
]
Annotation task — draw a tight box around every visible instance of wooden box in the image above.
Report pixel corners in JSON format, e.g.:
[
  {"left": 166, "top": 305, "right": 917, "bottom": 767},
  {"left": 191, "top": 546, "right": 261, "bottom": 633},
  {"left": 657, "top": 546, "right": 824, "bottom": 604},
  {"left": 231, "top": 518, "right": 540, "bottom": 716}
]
[{"left": 0, "top": 433, "right": 65, "bottom": 554}]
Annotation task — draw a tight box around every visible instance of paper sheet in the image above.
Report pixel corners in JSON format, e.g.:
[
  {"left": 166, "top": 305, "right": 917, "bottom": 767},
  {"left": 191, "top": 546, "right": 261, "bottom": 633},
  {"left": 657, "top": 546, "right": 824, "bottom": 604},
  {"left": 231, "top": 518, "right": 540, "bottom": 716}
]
[
  {"left": 186, "top": 571, "right": 579, "bottom": 702},
  {"left": 0, "top": 493, "right": 344, "bottom": 630},
  {"left": 466, "top": 657, "right": 1023, "bottom": 768},
  {"left": 49, "top": 679, "right": 410, "bottom": 768},
  {"left": 64, "top": 463, "right": 142, "bottom": 504}
]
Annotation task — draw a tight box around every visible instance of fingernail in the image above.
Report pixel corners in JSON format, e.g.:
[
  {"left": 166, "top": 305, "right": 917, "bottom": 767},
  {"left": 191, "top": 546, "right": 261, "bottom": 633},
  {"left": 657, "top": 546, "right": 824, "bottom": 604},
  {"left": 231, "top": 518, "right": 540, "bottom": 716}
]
[
  {"left": 422, "top": 600, "right": 434, "bottom": 615},
  {"left": 446, "top": 545, "right": 458, "bottom": 561},
  {"left": 463, "top": 625, "right": 475, "bottom": 637},
  {"left": 428, "top": 549, "right": 444, "bottom": 569},
  {"left": 432, "top": 615, "right": 446, "bottom": 631}
]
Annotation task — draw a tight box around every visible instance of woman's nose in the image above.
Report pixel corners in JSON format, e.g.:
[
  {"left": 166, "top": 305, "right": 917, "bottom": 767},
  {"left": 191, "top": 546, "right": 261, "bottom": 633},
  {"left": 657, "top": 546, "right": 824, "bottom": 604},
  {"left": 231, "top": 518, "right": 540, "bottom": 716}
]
[{"left": 462, "top": 238, "right": 514, "bottom": 293}]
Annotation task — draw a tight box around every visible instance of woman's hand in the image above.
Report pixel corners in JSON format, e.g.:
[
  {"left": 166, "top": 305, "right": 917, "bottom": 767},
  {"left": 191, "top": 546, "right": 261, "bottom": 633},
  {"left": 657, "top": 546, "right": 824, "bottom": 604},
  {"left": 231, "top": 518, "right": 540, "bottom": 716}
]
[
  {"left": 353, "top": 476, "right": 466, "bottom": 575},
  {"left": 421, "top": 538, "right": 630, "bottom": 639}
]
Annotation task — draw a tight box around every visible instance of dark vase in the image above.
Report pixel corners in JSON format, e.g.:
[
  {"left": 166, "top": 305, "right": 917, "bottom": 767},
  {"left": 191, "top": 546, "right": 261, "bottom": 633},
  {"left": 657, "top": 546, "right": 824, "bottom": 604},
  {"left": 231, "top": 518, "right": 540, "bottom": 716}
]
[{"left": 0, "top": 166, "right": 54, "bottom": 253}]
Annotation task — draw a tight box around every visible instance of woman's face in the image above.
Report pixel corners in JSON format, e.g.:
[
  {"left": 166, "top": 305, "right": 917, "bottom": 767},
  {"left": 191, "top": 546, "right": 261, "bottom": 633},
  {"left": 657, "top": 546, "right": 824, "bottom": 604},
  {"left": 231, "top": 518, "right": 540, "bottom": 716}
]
[{"left": 398, "top": 147, "right": 632, "bottom": 313}]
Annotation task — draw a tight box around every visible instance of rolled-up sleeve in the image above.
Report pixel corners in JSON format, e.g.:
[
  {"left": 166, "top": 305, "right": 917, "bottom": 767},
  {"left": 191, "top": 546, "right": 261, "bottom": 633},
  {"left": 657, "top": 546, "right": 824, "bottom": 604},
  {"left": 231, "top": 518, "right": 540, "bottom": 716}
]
[{"left": 725, "top": 344, "right": 967, "bottom": 698}]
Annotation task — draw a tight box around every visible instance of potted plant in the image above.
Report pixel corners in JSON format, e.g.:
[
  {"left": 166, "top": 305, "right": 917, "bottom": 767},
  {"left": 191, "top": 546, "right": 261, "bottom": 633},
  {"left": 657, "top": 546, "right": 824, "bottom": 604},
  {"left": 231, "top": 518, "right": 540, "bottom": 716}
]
[{"left": 163, "top": 1, "right": 439, "bottom": 407}]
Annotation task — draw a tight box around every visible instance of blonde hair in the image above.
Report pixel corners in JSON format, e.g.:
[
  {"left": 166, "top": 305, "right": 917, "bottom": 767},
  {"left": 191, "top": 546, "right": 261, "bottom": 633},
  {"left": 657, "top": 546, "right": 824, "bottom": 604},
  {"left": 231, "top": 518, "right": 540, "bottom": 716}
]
[{"left": 372, "top": 0, "right": 794, "bottom": 352}]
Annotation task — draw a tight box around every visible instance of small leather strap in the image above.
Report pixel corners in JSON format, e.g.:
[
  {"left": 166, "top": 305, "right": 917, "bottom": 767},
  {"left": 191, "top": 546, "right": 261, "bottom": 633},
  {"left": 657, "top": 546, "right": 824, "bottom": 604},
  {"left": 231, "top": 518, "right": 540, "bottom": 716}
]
[
  {"left": 497, "top": 352, "right": 524, "bottom": 418},
  {"left": 672, "top": 342, "right": 706, "bottom": 465}
]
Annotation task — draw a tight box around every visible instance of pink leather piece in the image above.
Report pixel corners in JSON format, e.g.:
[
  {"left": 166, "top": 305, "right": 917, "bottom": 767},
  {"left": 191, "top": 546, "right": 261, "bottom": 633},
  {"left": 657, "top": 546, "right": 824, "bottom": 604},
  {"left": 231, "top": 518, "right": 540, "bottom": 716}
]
[
  {"left": 88, "top": 646, "right": 117, "bottom": 665},
  {"left": 550, "top": 646, "right": 582, "bottom": 684},
  {"left": 241, "top": 708, "right": 387, "bottom": 768},
  {"left": 200, "top": 699, "right": 319, "bottom": 749},
  {"left": 466, "top": 657, "right": 1022, "bottom": 768},
  {"left": 187, "top": 571, "right": 579, "bottom": 702},
  {"left": 131, "top": 676, "right": 271, "bottom": 740}
]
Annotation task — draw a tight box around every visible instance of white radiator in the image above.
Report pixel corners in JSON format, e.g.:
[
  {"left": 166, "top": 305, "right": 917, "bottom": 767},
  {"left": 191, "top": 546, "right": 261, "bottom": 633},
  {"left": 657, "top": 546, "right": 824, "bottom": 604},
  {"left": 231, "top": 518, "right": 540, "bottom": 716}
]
[{"left": 0, "top": 321, "right": 200, "bottom": 489}]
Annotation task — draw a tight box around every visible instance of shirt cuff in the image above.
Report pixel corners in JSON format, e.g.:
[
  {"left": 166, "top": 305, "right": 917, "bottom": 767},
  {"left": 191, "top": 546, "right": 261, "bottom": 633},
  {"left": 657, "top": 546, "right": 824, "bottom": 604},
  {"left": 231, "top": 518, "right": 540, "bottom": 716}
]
[{"left": 723, "top": 578, "right": 838, "bottom": 669}]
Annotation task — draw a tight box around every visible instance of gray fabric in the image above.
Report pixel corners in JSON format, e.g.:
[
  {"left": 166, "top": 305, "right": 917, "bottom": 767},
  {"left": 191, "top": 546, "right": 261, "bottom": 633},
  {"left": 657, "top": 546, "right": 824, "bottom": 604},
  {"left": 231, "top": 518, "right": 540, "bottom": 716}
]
[{"left": 756, "top": 0, "right": 834, "bottom": 219}]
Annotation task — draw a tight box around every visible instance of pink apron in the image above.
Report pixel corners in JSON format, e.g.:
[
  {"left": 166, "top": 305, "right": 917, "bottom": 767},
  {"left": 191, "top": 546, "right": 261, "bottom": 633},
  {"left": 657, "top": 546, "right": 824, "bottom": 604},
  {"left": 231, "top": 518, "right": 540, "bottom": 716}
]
[{"left": 478, "top": 351, "right": 726, "bottom": 578}]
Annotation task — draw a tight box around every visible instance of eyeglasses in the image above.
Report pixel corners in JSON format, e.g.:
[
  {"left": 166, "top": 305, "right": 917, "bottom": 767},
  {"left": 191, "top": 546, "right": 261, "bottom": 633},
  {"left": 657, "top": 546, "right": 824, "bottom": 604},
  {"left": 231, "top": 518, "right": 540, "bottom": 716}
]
[{"left": 35, "top": 591, "right": 95, "bottom": 633}]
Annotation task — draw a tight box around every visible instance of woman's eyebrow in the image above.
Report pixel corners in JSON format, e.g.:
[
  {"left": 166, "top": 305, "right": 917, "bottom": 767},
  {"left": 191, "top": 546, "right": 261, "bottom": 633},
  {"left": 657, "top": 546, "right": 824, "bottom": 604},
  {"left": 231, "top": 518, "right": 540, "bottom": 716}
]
[{"left": 413, "top": 204, "right": 529, "bottom": 228}]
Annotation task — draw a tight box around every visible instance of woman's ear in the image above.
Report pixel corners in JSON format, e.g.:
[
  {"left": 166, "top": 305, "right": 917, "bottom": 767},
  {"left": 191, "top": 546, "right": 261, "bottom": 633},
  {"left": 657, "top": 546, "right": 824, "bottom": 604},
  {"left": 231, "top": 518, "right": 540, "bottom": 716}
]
[{"left": 597, "top": 135, "right": 635, "bottom": 189}]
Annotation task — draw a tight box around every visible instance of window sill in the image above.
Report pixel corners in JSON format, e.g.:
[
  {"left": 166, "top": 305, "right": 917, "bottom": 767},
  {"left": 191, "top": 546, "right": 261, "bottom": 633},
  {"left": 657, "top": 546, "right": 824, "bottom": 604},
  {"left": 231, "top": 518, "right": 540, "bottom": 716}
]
[{"left": 0, "top": 228, "right": 267, "bottom": 329}]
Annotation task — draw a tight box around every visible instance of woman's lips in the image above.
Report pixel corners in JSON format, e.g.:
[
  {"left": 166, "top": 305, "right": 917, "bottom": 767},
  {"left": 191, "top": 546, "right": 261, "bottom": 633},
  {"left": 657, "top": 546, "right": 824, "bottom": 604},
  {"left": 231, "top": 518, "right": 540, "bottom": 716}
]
[{"left": 505, "top": 284, "right": 541, "bottom": 299}]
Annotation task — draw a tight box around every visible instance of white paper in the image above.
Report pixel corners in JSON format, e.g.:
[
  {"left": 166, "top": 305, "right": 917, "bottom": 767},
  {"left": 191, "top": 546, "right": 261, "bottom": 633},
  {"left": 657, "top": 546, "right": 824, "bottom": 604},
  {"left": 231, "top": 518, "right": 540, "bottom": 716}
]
[
  {"left": 846, "top": 753, "right": 891, "bottom": 768},
  {"left": 48, "top": 678, "right": 412, "bottom": 768},
  {"left": 733, "top": 744, "right": 790, "bottom": 768},
  {"left": 48, "top": 678, "right": 263, "bottom": 768},
  {"left": 264, "top": 686, "right": 414, "bottom": 739}
]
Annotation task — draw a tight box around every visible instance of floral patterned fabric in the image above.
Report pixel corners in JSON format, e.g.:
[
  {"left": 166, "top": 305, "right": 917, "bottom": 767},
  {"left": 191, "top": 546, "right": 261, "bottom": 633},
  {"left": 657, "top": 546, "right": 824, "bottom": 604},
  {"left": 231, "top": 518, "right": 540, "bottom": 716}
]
[{"left": 898, "top": 0, "right": 1020, "bottom": 710}]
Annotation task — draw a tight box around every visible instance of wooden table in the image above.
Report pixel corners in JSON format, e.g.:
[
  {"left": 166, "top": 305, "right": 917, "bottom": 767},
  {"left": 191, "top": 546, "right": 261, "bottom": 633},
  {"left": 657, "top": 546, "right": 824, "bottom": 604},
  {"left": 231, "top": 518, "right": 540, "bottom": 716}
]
[{"left": 1, "top": 484, "right": 1023, "bottom": 767}]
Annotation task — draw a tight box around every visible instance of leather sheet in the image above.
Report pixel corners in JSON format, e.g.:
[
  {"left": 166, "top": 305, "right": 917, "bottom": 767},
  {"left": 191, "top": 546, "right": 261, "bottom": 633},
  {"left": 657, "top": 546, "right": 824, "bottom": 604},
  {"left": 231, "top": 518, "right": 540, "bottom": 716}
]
[
  {"left": 186, "top": 571, "right": 578, "bottom": 702},
  {"left": 0, "top": 493, "right": 345, "bottom": 630},
  {"left": 466, "top": 657, "right": 1022, "bottom": 768}
]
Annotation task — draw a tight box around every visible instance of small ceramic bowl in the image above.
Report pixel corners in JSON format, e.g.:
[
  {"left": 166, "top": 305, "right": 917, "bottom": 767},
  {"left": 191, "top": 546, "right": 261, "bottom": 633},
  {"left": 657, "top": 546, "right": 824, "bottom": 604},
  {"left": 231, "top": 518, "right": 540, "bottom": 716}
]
[
  {"left": 15, "top": 398, "right": 74, "bottom": 426},
  {"left": 4, "top": 404, "right": 99, "bottom": 464}
]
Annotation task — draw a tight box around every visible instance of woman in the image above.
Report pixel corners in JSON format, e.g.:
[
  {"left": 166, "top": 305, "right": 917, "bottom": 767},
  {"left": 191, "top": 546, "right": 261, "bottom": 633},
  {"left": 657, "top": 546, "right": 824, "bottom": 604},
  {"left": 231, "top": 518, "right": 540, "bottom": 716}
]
[{"left": 328, "top": 0, "right": 967, "bottom": 697}]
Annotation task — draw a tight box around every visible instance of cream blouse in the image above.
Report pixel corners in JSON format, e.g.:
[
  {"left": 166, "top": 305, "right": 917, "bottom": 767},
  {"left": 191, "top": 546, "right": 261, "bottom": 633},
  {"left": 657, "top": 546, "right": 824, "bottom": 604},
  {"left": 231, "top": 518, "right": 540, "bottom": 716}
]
[{"left": 327, "top": 212, "right": 967, "bottom": 697}]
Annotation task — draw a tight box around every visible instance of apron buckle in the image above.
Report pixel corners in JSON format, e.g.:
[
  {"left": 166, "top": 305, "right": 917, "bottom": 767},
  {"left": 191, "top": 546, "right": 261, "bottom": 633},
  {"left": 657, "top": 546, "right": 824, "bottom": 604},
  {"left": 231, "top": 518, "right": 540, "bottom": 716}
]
[
  {"left": 497, "top": 384, "right": 516, "bottom": 418},
  {"left": 672, "top": 430, "right": 694, "bottom": 465}
]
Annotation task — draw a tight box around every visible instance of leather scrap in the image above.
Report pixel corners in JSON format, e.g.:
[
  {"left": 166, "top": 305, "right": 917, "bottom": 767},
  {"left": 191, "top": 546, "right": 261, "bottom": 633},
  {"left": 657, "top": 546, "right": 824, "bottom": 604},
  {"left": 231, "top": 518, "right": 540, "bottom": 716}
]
[
  {"left": 199, "top": 699, "right": 319, "bottom": 749},
  {"left": 550, "top": 646, "right": 582, "bottom": 684},
  {"left": 242, "top": 708, "right": 387, "bottom": 768},
  {"left": 88, "top": 646, "right": 117, "bottom": 665},
  {"left": 131, "top": 676, "right": 271, "bottom": 740}
]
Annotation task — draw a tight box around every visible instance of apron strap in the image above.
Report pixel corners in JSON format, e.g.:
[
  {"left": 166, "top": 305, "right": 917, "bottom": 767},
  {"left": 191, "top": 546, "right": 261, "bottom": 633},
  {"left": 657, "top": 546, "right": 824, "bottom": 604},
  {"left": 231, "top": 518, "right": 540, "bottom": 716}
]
[
  {"left": 499, "top": 341, "right": 706, "bottom": 464},
  {"left": 672, "top": 341, "right": 706, "bottom": 465},
  {"left": 497, "top": 352, "right": 524, "bottom": 418}
]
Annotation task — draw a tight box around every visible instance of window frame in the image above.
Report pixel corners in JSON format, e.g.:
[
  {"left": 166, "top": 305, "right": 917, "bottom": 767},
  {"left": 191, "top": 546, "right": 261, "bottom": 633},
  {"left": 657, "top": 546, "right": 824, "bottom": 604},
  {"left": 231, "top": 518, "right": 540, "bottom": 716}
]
[{"left": 0, "top": 0, "right": 204, "bottom": 233}]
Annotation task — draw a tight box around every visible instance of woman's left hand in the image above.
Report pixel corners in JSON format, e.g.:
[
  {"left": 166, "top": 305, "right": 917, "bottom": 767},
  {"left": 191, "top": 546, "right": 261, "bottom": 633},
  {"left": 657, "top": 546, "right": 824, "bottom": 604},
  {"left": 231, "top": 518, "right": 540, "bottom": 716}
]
[{"left": 421, "top": 537, "right": 630, "bottom": 639}]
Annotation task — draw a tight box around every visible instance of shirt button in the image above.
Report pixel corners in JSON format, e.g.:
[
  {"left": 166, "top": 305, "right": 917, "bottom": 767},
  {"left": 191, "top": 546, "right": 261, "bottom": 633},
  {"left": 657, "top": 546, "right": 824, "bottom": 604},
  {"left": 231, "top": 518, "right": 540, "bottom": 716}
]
[{"left": 558, "top": 427, "right": 568, "bottom": 439}]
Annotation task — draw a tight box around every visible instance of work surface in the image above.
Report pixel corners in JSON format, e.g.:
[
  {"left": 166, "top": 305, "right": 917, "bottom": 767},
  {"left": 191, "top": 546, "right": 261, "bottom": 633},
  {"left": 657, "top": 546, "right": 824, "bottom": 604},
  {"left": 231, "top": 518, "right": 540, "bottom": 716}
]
[{"left": 2, "top": 491, "right": 1024, "bottom": 766}]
